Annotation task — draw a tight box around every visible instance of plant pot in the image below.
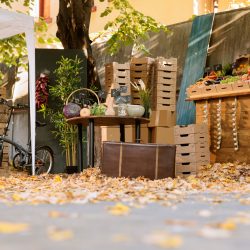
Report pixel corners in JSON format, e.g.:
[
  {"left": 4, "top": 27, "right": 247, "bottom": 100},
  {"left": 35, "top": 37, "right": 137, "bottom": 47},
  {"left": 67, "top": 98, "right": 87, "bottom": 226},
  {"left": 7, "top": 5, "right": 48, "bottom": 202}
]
[
  {"left": 143, "top": 107, "right": 150, "bottom": 118},
  {"left": 65, "top": 165, "right": 79, "bottom": 174}
]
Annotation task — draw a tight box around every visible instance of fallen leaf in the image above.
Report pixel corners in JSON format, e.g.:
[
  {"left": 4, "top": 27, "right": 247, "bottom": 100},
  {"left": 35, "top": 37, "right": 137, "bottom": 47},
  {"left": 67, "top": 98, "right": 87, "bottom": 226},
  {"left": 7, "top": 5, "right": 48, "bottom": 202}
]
[
  {"left": 198, "top": 210, "right": 212, "bottom": 217},
  {"left": 198, "top": 227, "right": 231, "bottom": 239},
  {"left": 108, "top": 203, "right": 130, "bottom": 216},
  {"left": 165, "top": 219, "right": 197, "bottom": 227},
  {"left": 239, "top": 198, "right": 250, "bottom": 205},
  {"left": 145, "top": 231, "right": 183, "bottom": 248},
  {"left": 48, "top": 210, "right": 67, "bottom": 218},
  {"left": 111, "top": 233, "right": 131, "bottom": 242},
  {"left": 12, "top": 193, "right": 23, "bottom": 201},
  {"left": 218, "top": 220, "right": 237, "bottom": 231},
  {"left": 48, "top": 227, "right": 74, "bottom": 241},
  {"left": 0, "top": 221, "right": 29, "bottom": 234},
  {"left": 53, "top": 175, "right": 63, "bottom": 183}
]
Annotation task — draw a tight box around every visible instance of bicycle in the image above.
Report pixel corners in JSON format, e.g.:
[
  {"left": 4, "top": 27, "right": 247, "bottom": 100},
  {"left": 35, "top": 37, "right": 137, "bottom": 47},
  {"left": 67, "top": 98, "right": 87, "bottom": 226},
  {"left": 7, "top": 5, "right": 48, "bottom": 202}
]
[{"left": 0, "top": 98, "right": 54, "bottom": 174}]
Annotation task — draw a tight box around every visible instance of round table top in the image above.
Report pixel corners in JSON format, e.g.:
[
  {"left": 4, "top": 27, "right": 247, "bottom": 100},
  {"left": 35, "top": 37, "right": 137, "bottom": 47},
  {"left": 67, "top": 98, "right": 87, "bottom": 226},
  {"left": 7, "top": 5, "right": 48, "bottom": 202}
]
[{"left": 67, "top": 115, "right": 150, "bottom": 127}]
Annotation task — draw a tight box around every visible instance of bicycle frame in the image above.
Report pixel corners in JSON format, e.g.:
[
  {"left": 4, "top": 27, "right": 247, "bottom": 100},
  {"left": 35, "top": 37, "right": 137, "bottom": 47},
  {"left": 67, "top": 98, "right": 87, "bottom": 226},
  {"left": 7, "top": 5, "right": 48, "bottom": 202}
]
[{"left": 0, "top": 136, "right": 31, "bottom": 166}]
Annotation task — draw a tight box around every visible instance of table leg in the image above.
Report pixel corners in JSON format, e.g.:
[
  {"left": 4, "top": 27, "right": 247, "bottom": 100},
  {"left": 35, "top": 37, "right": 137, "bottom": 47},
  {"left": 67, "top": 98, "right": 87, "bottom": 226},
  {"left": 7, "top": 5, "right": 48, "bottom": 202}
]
[
  {"left": 89, "top": 118, "right": 95, "bottom": 167},
  {"left": 77, "top": 124, "right": 83, "bottom": 172},
  {"left": 135, "top": 120, "right": 141, "bottom": 143},
  {"left": 120, "top": 124, "right": 125, "bottom": 142}
]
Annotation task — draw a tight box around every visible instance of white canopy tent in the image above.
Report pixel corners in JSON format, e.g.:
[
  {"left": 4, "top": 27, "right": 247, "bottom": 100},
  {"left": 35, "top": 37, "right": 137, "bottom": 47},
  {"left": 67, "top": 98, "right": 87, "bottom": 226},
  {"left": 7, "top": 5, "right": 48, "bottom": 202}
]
[{"left": 0, "top": 8, "right": 36, "bottom": 175}]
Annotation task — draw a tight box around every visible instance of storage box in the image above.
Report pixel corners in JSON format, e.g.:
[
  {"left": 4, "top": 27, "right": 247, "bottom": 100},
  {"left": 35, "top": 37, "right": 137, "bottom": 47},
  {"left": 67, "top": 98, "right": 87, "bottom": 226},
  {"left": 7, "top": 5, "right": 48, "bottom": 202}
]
[
  {"left": 154, "top": 83, "right": 176, "bottom": 92},
  {"left": 175, "top": 161, "right": 207, "bottom": 173},
  {"left": 148, "top": 110, "right": 176, "bottom": 127},
  {"left": 174, "top": 124, "right": 208, "bottom": 135},
  {"left": 152, "top": 103, "right": 176, "bottom": 111},
  {"left": 105, "top": 62, "right": 130, "bottom": 70},
  {"left": 101, "top": 142, "right": 176, "bottom": 179},
  {"left": 101, "top": 126, "right": 133, "bottom": 142},
  {"left": 150, "top": 127, "right": 174, "bottom": 144},
  {"left": 155, "top": 57, "right": 177, "bottom": 72},
  {"left": 176, "top": 151, "right": 210, "bottom": 163},
  {"left": 176, "top": 171, "right": 196, "bottom": 177},
  {"left": 101, "top": 125, "right": 148, "bottom": 143},
  {"left": 176, "top": 142, "right": 208, "bottom": 153},
  {"left": 174, "top": 132, "right": 208, "bottom": 144},
  {"left": 231, "top": 81, "right": 250, "bottom": 91}
]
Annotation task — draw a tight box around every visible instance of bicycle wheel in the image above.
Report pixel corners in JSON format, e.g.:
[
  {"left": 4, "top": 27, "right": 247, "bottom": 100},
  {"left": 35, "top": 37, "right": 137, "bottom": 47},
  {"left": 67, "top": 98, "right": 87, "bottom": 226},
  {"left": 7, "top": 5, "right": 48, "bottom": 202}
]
[
  {"left": 35, "top": 146, "right": 54, "bottom": 174},
  {"left": 13, "top": 153, "right": 22, "bottom": 169}
]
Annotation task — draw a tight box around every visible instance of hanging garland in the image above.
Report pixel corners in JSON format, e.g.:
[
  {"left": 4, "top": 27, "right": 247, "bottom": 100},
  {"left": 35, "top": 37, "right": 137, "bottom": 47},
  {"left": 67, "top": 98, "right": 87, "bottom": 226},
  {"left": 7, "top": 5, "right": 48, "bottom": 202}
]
[
  {"left": 36, "top": 73, "right": 49, "bottom": 109},
  {"left": 202, "top": 100, "right": 209, "bottom": 124},
  {"left": 231, "top": 97, "right": 239, "bottom": 151},
  {"left": 213, "top": 98, "right": 222, "bottom": 151}
]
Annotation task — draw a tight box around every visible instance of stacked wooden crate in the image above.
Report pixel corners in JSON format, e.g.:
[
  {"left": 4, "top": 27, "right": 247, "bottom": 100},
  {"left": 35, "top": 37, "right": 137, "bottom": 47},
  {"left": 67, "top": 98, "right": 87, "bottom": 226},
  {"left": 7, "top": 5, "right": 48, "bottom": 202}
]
[
  {"left": 105, "top": 62, "right": 131, "bottom": 96},
  {"left": 174, "top": 124, "right": 210, "bottom": 177},
  {"left": 149, "top": 57, "right": 177, "bottom": 144},
  {"left": 0, "top": 87, "right": 10, "bottom": 175},
  {"left": 130, "top": 57, "right": 154, "bottom": 105},
  {"left": 152, "top": 57, "right": 177, "bottom": 111}
]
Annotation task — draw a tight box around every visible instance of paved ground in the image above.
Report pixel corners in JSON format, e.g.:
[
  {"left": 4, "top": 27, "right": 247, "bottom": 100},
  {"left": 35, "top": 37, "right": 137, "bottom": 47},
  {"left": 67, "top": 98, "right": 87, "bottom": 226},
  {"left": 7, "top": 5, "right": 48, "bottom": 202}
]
[{"left": 0, "top": 193, "right": 249, "bottom": 250}]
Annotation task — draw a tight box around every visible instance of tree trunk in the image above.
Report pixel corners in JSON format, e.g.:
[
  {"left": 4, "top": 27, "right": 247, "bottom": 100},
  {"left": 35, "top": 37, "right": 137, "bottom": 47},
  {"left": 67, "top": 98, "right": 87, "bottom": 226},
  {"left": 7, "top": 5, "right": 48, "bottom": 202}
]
[
  {"left": 56, "top": 0, "right": 102, "bottom": 168},
  {"left": 56, "top": 0, "right": 100, "bottom": 89}
]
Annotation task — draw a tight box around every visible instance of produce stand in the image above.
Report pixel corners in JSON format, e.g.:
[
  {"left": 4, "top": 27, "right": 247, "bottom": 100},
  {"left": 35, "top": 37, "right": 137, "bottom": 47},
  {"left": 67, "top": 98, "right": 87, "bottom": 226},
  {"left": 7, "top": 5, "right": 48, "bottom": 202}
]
[{"left": 188, "top": 83, "right": 250, "bottom": 163}]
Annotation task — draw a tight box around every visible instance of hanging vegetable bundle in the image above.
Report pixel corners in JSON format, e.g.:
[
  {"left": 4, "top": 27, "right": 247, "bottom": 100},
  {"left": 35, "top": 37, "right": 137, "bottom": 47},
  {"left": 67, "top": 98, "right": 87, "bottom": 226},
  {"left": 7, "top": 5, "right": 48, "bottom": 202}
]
[{"left": 36, "top": 73, "right": 49, "bottom": 109}]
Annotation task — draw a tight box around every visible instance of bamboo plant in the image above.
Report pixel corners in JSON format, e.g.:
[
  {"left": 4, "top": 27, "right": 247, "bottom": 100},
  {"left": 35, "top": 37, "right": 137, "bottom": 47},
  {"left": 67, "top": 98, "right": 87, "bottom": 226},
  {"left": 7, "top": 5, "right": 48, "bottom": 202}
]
[{"left": 40, "top": 56, "right": 83, "bottom": 166}]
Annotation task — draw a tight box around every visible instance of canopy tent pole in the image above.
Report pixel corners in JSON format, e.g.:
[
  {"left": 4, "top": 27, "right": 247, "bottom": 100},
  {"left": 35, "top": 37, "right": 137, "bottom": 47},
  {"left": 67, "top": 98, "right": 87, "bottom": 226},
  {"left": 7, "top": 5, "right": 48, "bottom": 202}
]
[{"left": 0, "top": 8, "right": 36, "bottom": 174}]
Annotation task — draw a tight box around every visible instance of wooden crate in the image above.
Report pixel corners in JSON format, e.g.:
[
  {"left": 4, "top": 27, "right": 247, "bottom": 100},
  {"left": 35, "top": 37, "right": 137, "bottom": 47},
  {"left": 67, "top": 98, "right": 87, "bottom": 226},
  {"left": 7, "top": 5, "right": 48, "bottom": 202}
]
[
  {"left": 105, "top": 62, "right": 130, "bottom": 71},
  {"left": 194, "top": 95, "right": 250, "bottom": 163},
  {"left": 176, "top": 152, "right": 210, "bottom": 163},
  {"left": 176, "top": 142, "right": 209, "bottom": 154},
  {"left": 154, "top": 57, "right": 177, "bottom": 72},
  {"left": 131, "top": 57, "right": 155, "bottom": 64},
  {"left": 150, "top": 127, "right": 174, "bottom": 144},
  {"left": 152, "top": 103, "right": 176, "bottom": 111},
  {"left": 154, "top": 83, "right": 176, "bottom": 92},
  {"left": 148, "top": 110, "right": 176, "bottom": 127},
  {"left": 176, "top": 171, "right": 196, "bottom": 177},
  {"left": 174, "top": 124, "right": 208, "bottom": 135},
  {"left": 175, "top": 161, "right": 206, "bottom": 173}
]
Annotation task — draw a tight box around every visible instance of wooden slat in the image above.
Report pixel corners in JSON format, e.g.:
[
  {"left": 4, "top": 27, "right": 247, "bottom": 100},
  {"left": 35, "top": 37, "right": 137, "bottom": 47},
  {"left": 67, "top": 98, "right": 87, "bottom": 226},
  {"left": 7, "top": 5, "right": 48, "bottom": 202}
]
[{"left": 187, "top": 89, "right": 250, "bottom": 101}]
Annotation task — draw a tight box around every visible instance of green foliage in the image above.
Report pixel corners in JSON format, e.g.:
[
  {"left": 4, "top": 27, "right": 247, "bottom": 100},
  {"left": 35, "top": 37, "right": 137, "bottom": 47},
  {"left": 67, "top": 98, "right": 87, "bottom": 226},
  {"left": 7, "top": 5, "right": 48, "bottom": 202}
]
[
  {"left": 90, "top": 103, "right": 106, "bottom": 116},
  {"left": 130, "top": 79, "right": 151, "bottom": 112},
  {"left": 40, "top": 56, "right": 83, "bottom": 163},
  {"left": 99, "top": 0, "right": 169, "bottom": 55},
  {"left": 0, "top": 0, "right": 32, "bottom": 8},
  {"left": 50, "top": 56, "right": 83, "bottom": 104},
  {"left": 0, "top": 1, "right": 59, "bottom": 85},
  {"left": 0, "top": 34, "right": 27, "bottom": 84}
]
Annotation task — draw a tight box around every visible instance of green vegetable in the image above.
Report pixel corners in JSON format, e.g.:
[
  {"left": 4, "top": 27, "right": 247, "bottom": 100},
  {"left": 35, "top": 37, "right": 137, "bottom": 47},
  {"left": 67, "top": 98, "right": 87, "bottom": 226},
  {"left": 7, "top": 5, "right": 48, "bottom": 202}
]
[
  {"left": 90, "top": 103, "right": 106, "bottom": 116},
  {"left": 220, "top": 76, "right": 240, "bottom": 84}
]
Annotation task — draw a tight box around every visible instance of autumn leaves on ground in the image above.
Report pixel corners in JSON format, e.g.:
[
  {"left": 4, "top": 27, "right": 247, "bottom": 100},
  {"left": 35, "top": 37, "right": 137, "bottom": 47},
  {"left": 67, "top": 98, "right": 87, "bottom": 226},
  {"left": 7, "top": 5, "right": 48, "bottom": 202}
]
[{"left": 0, "top": 163, "right": 249, "bottom": 248}]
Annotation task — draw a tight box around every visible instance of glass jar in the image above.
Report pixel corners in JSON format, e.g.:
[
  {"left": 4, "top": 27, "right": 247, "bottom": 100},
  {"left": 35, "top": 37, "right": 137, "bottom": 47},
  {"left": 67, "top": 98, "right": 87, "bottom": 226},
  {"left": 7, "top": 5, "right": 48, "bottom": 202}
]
[{"left": 117, "top": 104, "right": 127, "bottom": 117}]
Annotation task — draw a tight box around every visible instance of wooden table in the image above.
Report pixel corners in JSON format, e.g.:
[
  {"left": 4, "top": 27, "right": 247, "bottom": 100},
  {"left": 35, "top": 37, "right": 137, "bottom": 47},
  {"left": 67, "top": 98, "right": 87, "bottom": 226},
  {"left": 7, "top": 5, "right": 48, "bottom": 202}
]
[{"left": 67, "top": 116, "right": 150, "bottom": 170}]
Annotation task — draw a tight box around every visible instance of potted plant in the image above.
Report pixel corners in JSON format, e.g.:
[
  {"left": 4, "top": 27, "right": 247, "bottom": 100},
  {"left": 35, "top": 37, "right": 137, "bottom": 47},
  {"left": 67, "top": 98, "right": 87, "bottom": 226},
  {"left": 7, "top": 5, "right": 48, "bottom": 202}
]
[
  {"left": 39, "top": 56, "right": 83, "bottom": 173},
  {"left": 131, "top": 79, "right": 151, "bottom": 118}
]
